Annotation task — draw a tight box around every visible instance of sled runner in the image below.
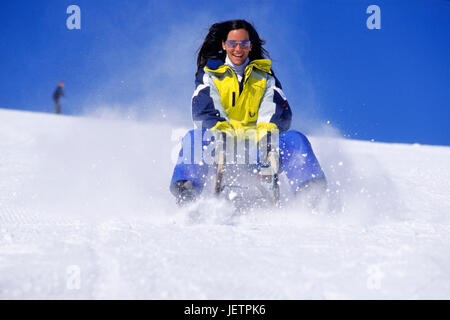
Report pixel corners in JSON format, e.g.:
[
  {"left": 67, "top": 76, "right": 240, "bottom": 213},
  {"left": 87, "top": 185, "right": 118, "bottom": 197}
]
[{"left": 170, "top": 129, "right": 327, "bottom": 211}]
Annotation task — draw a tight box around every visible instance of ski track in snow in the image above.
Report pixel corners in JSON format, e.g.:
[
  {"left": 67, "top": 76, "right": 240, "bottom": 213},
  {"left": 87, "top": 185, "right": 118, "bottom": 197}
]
[{"left": 0, "top": 108, "right": 449, "bottom": 299}]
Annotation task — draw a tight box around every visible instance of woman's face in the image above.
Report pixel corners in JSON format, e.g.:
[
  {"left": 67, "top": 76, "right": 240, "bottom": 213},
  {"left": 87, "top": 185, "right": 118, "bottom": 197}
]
[{"left": 222, "top": 29, "right": 252, "bottom": 66}]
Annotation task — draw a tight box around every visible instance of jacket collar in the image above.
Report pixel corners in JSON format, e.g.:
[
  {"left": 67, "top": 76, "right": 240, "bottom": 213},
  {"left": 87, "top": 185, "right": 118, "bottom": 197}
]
[
  {"left": 225, "top": 55, "right": 249, "bottom": 79},
  {"left": 205, "top": 58, "right": 272, "bottom": 75}
]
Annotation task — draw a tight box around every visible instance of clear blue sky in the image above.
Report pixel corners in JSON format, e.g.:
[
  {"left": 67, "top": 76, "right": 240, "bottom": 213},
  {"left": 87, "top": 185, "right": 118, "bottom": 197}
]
[{"left": 1, "top": 0, "right": 449, "bottom": 145}]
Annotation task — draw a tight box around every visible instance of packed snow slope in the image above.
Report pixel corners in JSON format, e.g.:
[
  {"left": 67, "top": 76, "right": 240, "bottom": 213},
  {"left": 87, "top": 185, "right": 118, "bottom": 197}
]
[{"left": 0, "top": 108, "right": 449, "bottom": 299}]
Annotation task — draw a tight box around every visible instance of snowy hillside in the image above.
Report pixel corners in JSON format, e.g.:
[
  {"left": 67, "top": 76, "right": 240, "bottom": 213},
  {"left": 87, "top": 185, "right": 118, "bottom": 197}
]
[{"left": 0, "top": 108, "right": 449, "bottom": 299}]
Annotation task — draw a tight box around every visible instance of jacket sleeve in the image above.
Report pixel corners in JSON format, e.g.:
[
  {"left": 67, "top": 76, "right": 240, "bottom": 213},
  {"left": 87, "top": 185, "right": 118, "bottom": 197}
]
[
  {"left": 191, "top": 69, "right": 229, "bottom": 129},
  {"left": 257, "top": 73, "right": 292, "bottom": 132}
]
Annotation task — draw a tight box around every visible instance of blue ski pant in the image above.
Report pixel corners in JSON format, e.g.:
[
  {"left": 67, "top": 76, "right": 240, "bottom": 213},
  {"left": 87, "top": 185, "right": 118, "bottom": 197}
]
[{"left": 170, "top": 128, "right": 326, "bottom": 195}]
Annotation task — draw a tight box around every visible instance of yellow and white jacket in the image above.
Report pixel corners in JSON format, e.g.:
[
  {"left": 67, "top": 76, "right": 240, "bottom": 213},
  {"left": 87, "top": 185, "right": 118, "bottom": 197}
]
[{"left": 192, "top": 58, "right": 292, "bottom": 134}]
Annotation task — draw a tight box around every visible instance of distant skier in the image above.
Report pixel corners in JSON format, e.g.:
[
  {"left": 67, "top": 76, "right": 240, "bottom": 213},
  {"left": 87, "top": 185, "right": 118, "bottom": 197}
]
[
  {"left": 170, "top": 20, "right": 327, "bottom": 206},
  {"left": 52, "top": 81, "right": 65, "bottom": 114}
]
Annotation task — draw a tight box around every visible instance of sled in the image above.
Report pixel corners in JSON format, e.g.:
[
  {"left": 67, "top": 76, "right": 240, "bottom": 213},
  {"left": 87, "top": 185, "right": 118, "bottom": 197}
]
[{"left": 213, "top": 132, "right": 281, "bottom": 212}]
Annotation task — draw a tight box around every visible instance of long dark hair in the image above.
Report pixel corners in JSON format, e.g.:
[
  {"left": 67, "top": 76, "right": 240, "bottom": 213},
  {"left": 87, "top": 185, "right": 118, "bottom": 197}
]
[{"left": 196, "top": 20, "right": 270, "bottom": 76}]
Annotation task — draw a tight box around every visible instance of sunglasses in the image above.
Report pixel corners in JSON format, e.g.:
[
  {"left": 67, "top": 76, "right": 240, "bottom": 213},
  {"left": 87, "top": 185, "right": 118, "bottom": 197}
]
[{"left": 225, "top": 40, "right": 251, "bottom": 49}]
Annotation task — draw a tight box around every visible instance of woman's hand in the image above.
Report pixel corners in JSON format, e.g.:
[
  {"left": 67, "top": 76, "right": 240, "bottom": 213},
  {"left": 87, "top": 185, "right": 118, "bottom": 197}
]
[
  {"left": 211, "top": 121, "right": 236, "bottom": 138},
  {"left": 255, "top": 122, "right": 278, "bottom": 141},
  {"left": 211, "top": 120, "right": 278, "bottom": 144}
]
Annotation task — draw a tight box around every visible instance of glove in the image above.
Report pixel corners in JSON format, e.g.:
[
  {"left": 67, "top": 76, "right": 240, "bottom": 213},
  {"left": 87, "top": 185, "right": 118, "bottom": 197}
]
[
  {"left": 212, "top": 120, "right": 246, "bottom": 139},
  {"left": 255, "top": 122, "right": 278, "bottom": 143},
  {"left": 256, "top": 122, "right": 278, "bottom": 131},
  {"left": 211, "top": 121, "right": 236, "bottom": 138},
  {"left": 229, "top": 120, "right": 246, "bottom": 141},
  {"left": 212, "top": 121, "right": 278, "bottom": 144},
  {"left": 229, "top": 120, "right": 275, "bottom": 143}
]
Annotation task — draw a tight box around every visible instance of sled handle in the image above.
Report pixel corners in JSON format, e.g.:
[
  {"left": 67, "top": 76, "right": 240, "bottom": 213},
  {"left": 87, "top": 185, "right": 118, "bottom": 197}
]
[
  {"left": 268, "top": 149, "right": 280, "bottom": 207},
  {"left": 214, "top": 132, "right": 226, "bottom": 194}
]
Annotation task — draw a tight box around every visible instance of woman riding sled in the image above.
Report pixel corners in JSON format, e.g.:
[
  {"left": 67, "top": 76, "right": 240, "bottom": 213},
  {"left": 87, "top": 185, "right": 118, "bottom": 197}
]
[{"left": 170, "top": 19, "right": 326, "bottom": 206}]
